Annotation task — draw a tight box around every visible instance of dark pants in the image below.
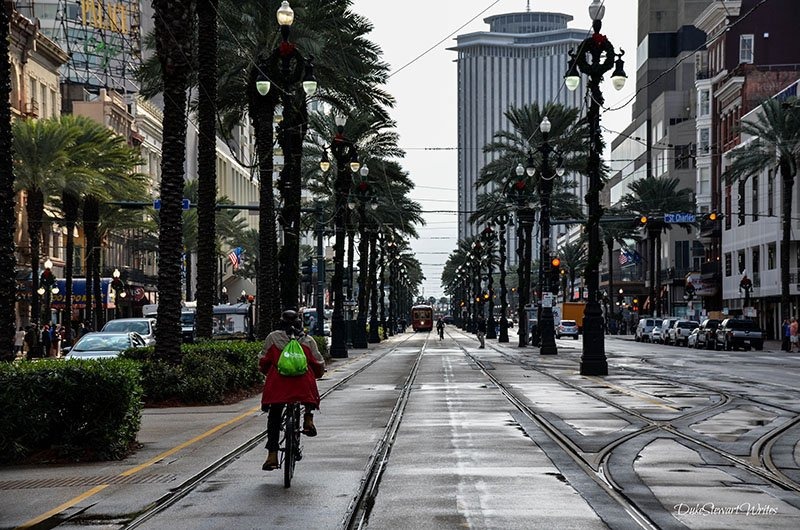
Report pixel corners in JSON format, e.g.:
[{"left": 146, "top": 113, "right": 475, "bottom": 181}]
[
  {"left": 266, "top": 404, "right": 284, "bottom": 452},
  {"left": 783, "top": 336, "right": 790, "bottom": 352}
]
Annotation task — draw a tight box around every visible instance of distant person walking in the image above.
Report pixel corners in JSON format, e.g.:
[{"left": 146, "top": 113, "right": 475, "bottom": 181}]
[
  {"left": 14, "top": 327, "right": 25, "bottom": 358},
  {"left": 476, "top": 315, "right": 486, "bottom": 349},
  {"left": 791, "top": 318, "right": 799, "bottom": 352},
  {"left": 782, "top": 318, "right": 791, "bottom": 352}
]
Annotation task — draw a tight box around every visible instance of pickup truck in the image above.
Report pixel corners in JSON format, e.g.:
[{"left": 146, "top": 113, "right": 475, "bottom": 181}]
[{"left": 714, "top": 318, "right": 764, "bottom": 351}]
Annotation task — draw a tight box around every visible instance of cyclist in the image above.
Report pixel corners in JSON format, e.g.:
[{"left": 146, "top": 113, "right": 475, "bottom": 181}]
[
  {"left": 436, "top": 317, "right": 445, "bottom": 340},
  {"left": 259, "top": 310, "right": 325, "bottom": 471}
]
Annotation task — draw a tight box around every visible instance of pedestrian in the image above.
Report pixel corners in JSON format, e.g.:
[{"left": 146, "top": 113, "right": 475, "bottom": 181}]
[
  {"left": 49, "top": 324, "right": 59, "bottom": 357},
  {"left": 476, "top": 314, "right": 486, "bottom": 348},
  {"left": 41, "top": 324, "right": 52, "bottom": 358},
  {"left": 23, "top": 325, "right": 36, "bottom": 360},
  {"left": 14, "top": 327, "right": 25, "bottom": 358},
  {"left": 782, "top": 318, "right": 791, "bottom": 352},
  {"left": 790, "top": 318, "right": 799, "bottom": 352}
]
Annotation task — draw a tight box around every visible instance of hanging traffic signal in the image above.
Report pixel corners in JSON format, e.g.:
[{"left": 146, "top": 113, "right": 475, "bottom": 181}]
[
  {"left": 550, "top": 257, "right": 561, "bottom": 268},
  {"left": 638, "top": 215, "right": 648, "bottom": 226},
  {"left": 704, "top": 211, "right": 722, "bottom": 221},
  {"left": 301, "top": 258, "right": 313, "bottom": 284}
]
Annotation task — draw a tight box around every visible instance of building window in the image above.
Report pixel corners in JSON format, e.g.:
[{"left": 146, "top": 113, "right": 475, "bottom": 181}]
[
  {"left": 725, "top": 253, "right": 732, "bottom": 277},
  {"left": 739, "top": 34, "right": 754, "bottom": 64},
  {"left": 752, "top": 175, "right": 759, "bottom": 222},
  {"left": 768, "top": 169, "right": 774, "bottom": 217},
  {"left": 699, "top": 89, "right": 710, "bottom": 116},
  {"left": 752, "top": 246, "right": 760, "bottom": 274},
  {"left": 737, "top": 180, "right": 746, "bottom": 227},
  {"left": 737, "top": 251, "right": 745, "bottom": 274},
  {"left": 699, "top": 128, "right": 710, "bottom": 154},
  {"left": 698, "top": 167, "right": 710, "bottom": 195}
]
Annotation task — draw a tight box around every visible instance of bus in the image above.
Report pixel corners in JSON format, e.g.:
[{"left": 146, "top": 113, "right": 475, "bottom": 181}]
[{"left": 411, "top": 304, "right": 434, "bottom": 332}]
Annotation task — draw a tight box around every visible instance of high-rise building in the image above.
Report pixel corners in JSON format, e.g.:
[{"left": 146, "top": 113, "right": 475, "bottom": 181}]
[{"left": 450, "top": 10, "right": 587, "bottom": 247}]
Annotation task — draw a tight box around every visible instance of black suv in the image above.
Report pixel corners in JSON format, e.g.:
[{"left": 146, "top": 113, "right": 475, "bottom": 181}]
[
  {"left": 714, "top": 318, "right": 764, "bottom": 351},
  {"left": 695, "top": 318, "right": 721, "bottom": 349}
]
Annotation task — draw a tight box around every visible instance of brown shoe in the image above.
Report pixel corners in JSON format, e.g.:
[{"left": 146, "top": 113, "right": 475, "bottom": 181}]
[
  {"left": 302, "top": 413, "right": 317, "bottom": 437},
  {"left": 262, "top": 451, "right": 279, "bottom": 471}
]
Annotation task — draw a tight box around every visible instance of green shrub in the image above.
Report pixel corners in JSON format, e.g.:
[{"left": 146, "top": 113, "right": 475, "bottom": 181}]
[
  {"left": 0, "top": 358, "right": 143, "bottom": 464},
  {"left": 311, "top": 335, "right": 330, "bottom": 360},
  {"left": 123, "top": 341, "right": 262, "bottom": 405}
]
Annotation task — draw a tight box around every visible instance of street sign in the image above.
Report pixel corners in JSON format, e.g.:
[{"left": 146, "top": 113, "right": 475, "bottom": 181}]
[
  {"left": 542, "top": 293, "right": 553, "bottom": 308},
  {"left": 664, "top": 213, "right": 696, "bottom": 224},
  {"left": 153, "top": 198, "right": 191, "bottom": 211}
]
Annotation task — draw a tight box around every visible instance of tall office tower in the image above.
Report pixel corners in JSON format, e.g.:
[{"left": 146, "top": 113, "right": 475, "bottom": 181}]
[{"left": 451, "top": 10, "right": 587, "bottom": 249}]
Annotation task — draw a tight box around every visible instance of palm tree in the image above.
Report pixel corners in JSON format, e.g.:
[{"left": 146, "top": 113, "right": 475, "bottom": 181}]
[
  {"left": 12, "top": 118, "right": 77, "bottom": 323},
  {"left": 558, "top": 240, "right": 587, "bottom": 301},
  {"left": 0, "top": 4, "right": 15, "bottom": 358},
  {"left": 153, "top": 0, "right": 195, "bottom": 360},
  {"left": 195, "top": 0, "right": 220, "bottom": 340},
  {"left": 621, "top": 175, "right": 695, "bottom": 316},
  {"left": 727, "top": 97, "right": 800, "bottom": 317}
]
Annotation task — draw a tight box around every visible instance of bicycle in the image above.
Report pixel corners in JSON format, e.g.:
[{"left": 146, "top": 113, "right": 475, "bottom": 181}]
[{"left": 280, "top": 402, "right": 303, "bottom": 488}]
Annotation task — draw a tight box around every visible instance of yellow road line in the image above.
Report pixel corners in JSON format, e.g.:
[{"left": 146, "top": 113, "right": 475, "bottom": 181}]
[
  {"left": 586, "top": 377, "right": 680, "bottom": 411},
  {"left": 17, "top": 405, "right": 262, "bottom": 529}
]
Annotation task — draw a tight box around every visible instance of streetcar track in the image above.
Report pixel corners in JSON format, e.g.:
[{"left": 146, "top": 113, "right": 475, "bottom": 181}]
[{"left": 107, "top": 333, "right": 419, "bottom": 530}]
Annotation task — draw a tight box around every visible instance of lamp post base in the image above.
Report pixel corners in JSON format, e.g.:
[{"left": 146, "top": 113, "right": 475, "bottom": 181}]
[
  {"left": 498, "top": 317, "right": 509, "bottom": 343},
  {"left": 486, "top": 315, "right": 497, "bottom": 339},
  {"left": 539, "top": 306, "right": 557, "bottom": 355},
  {"left": 330, "top": 318, "right": 348, "bottom": 358},
  {"left": 580, "top": 301, "right": 607, "bottom": 375}
]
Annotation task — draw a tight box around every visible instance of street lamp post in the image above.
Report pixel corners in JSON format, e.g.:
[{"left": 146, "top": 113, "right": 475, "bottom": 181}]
[
  {"left": 38, "top": 258, "right": 58, "bottom": 324},
  {"left": 470, "top": 240, "right": 483, "bottom": 333},
  {"left": 322, "top": 115, "right": 360, "bottom": 358},
  {"left": 351, "top": 165, "right": 376, "bottom": 348},
  {"left": 510, "top": 163, "right": 535, "bottom": 347},
  {"left": 534, "top": 116, "right": 563, "bottom": 356},
  {"left": 565, "top": 0, "right": 627, "bottom": 375},
  {"left": 482, "top": 226, "right": 497, "bottom": 339},
  {"left": 110, "top": 268, "right": 127, "bottom": 320},
  {"left": 496, "top": 215, "right": 510, "bottom": 342},
  {"left": 386, "top": 239, "right": 397, "bottom": 336}
]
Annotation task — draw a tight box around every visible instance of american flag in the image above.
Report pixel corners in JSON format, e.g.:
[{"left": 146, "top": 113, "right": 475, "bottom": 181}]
[
  {"left": 227, "top": 247, "right": 243, "bottom": 270},
  {"left": 618, "top": 249, "right": 632, "bottom": 266}
]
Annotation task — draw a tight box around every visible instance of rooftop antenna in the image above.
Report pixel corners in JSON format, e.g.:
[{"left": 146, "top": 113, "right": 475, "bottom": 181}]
[{"left": 526, "top": 1, "right": 531, "bottom": 12}]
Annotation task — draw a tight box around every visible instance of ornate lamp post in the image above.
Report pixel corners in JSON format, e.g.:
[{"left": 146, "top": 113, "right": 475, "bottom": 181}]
[
  {"left": 533, "top": 116, "right": 565, "bottom": 355},
  {"left": 321, "top": 114, "right": 360, "bottom": 358},
  {"left": 351, "top": 165, "right": 377, "bottom": 348},
  {"left": 470, "top": 240, "right": 483, "bottom": 332},
  {"left": 386, "top": 238, "right": 398, "bottom": 336},
  {"left": 37, "top": 258, "right": 59, "bottom": 324},
  {"left": 495, "top": 214, "right": 510, "bottom": 342},
  {"left": 481, "top": 225, "right": 497, "bottom": 339},
  {"left": 510, "top": 162, "right": 536, "bottom": 347},
  {"left": 110, "top": 268, "right": 127, "bottom": 319},
  {"left": 565, "top": 0, "right": 627, "bottom": 375}
]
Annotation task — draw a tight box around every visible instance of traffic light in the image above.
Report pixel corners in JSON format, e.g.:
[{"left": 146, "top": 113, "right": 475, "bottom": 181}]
[
  {"left": 684, "top": 283, "right": 695, "bottom": 301},
  {"left": 637, "top": 215, "right": 648, "bottom": 227},
  {"left": 550, "top": 257, "right": 561, "bottom": 268},
  {"left": 301, "top": 258, "right": 313, "bottom": 284},
  {"left": 703, "top": 211, "right": 722, "bottom": 221}
]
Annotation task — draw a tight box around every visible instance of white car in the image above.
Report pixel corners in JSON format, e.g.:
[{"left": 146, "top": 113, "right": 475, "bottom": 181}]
[
  {"left": 647, "top": 319, "right": 664, "bottom": 343},
  {"left": 687, "top": 327, "right": 700, "bottom": 348},
  {"left": 669, "top": 320, "right": 700, "bottom": 346},
  {"left": 556, "top": 320, "right": 579, "bottom": 339},
  {"left": 65, "top": 332, "right": 148, "bottom": 360},
  {"left": 101, "top": 318, "right": 156, "bottom": 346}
]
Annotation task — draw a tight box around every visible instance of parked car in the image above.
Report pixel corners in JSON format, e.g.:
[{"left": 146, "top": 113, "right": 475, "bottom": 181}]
[
  {"left": 181, "top": 310, "right": 197, "bottom": 343},
  {"left": 669, "top": 320, "right": 699, "bottom": 346},
  {"left": 101, "top": 318, "right": 156, "bottom": 346},
  {"left": 714, "top": 318, "right": 765, "bottom": 351},
  {"left": 659, "top": 318, "right": 680, "bottom": 345},
  {"left": 635, "top": 318, "right": 657, "bottom": 342},
  {"left": 647, "top": 319, "right": 664, "bottom": 343},
  {"left": 695, "top": 318, "right": 721, "bottom": 349},
  {"left": 687, "top": 327, "right": 700, "bottom": 348},
  {"left": 556, "top": 319, "right": 579, "bottom": 339},
  {"left": 64, "top": 332, "right": 147, "bottom": 360}
]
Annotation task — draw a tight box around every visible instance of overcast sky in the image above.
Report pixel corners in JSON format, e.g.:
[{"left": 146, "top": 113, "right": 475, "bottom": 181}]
[{"left": 349, "top": 0, "right": 638, "bottom": 299}]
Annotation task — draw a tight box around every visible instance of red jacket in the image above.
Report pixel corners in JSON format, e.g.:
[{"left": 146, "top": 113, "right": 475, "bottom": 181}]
[{"left": 259, "top": 332, "right": 325, "bottom": 409}]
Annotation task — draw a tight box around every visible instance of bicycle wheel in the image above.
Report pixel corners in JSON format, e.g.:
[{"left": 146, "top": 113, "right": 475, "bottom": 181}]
[{"left": 283, "top": 406, "right": 295, "bottom": 488}]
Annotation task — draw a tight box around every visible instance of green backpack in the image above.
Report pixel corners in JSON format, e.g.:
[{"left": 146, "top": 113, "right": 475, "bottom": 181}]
[{"left": 276, "top": 338, "right": 308, "bottom": 376}]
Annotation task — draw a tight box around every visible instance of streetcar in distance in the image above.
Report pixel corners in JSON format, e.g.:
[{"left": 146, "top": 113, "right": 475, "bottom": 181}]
[{"left": 411, "top": 304, "right": 434, "bottom": 332}]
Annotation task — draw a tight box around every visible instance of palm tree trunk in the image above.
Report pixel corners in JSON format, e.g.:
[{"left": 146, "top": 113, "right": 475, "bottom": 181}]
[
  {"left": 498, "top": 219, "right": 509, "bottom": 342},
  {"left": 62, "top": 192, "right": 79, "bottom": 341},
  {"left": 92, "top": 243, "right": 104, "bottom": 329},
  {"left": 378, "top": 235, "right": 387, "bottom": 337},
  {"left": 781, "top": 167, "right": 794, "bottom": 315},
  {"left": 195, "top": 0, "right": 219, "bottom": 340},
  {"left": 356, "top": 211, "right": 369, "bottom": 346},
  {"left": 278, "top": 89, "right": 308, "bottom": 312},
  {"left": 27, "top": 190, "right": 44, "bottom": 323},
  {"left": 0, "top": 3, "right": 16, "bottom": 358},
  {"left": 250, "top": 68, "right": 279, "bottom": 338},
  {"left": 153, "top": 0, "right": 193, "bottom": 360},
  {"left": 368, "top": 232, "right": 380, "bottom": 343},
  {"left": 606, "top": 239, "right": 615, "bottom": 321},
  {"left": 648, "top": 228, "right": 657, "bottom": 317}
]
